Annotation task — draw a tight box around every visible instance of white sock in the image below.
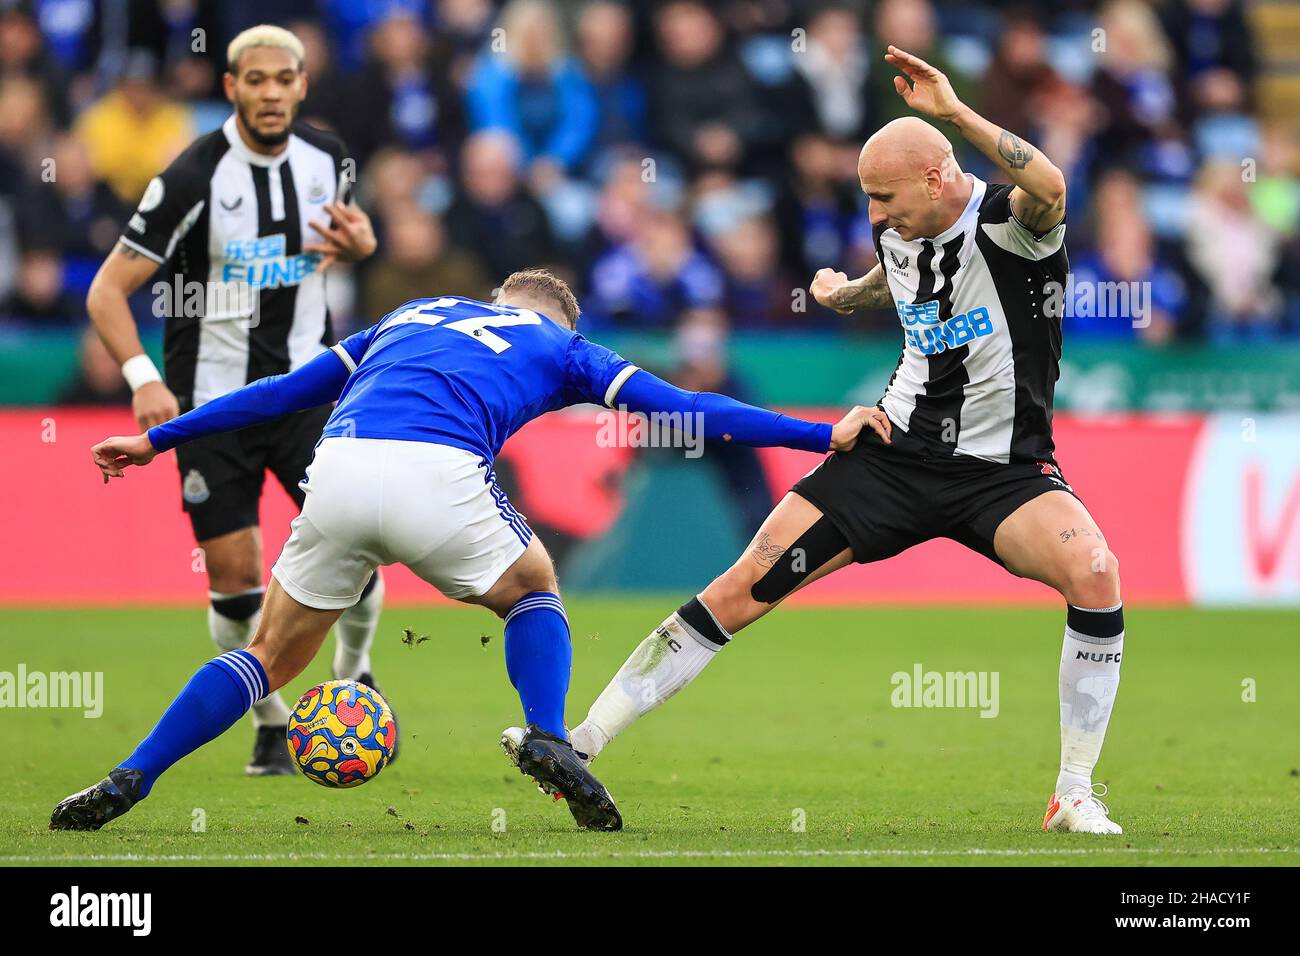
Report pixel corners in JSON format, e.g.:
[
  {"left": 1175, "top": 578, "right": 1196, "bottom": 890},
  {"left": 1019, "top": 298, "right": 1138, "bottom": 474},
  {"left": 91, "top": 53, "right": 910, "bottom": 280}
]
[
  {"left": 209, "top": 589, "right": 289, "bottom": 728},
  {"left": 574, "top": 597, "right": 728, "bottom": 760},
  {"left": 333, "top": 571, "right": 384, "bottom": 680},
  {"left": 1056, "top": 603, "right": 1124, "bottom": 796}
]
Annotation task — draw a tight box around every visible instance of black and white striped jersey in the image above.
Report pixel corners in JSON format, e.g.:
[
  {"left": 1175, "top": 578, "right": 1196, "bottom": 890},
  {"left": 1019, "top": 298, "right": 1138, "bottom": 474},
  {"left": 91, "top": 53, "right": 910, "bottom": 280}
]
[
  {"left": 120, "top": 116, "right": 351, "bottom": 409},
  {"left": 874, "top": 175, "right": 1068, "bottom": 465}
]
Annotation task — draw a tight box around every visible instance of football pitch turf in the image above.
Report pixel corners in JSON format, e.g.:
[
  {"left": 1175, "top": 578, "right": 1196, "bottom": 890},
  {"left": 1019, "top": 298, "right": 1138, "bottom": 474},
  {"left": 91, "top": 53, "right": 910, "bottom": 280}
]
[{"left": 1, "top": 602, "right": 1296, "bottom": 867}]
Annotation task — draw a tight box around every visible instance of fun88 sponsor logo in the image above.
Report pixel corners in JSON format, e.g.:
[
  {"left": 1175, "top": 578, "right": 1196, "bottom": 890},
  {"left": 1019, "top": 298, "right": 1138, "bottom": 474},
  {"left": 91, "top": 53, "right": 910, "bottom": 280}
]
[
  {"left": 897, "top": 299, "right": 994, "bottom": 355},
  {"left": 222, "top": 234, "right": 321, "bottom": 289}
]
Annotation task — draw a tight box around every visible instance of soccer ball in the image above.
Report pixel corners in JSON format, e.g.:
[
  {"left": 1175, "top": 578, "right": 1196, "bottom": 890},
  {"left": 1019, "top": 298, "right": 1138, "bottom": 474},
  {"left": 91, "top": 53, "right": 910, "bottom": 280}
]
[{"left": 287, "top": 679, "right": 397, "bottom": 788}]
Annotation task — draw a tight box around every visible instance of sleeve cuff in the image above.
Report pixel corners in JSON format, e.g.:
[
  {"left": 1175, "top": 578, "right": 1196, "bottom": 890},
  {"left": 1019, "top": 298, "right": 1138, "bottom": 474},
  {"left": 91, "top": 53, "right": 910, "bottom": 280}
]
[
  {"left": 330, "top": 343, "right": 357, "bottom": 373},
  {"left": 119, "top": 236, "right": 166, "bottom": 264},
  {"left": 815, "top": 422, "right": 833, "bottom": 452},
  {"left": 604, "top": 365, "right": 640, "bottom": 407}
]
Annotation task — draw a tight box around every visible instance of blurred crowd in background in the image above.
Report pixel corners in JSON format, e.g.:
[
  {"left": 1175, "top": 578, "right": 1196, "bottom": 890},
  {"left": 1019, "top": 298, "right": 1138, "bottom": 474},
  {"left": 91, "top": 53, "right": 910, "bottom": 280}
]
[{"left": 1, "top": 0, "right": 1299, "bottom": 401}]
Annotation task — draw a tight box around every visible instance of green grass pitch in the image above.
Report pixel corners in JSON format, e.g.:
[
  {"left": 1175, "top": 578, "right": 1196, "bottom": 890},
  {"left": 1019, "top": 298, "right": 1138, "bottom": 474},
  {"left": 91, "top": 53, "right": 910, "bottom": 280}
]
[{"left": 1, "top": 602, "right": 1297, "bottom": 866}]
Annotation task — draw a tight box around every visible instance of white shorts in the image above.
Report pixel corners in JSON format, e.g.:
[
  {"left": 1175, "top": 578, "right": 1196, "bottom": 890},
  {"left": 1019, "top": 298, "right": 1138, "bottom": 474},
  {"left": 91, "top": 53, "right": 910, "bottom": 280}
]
[{"left": 272, "top": 438, "right": 531, "bottom": 609}]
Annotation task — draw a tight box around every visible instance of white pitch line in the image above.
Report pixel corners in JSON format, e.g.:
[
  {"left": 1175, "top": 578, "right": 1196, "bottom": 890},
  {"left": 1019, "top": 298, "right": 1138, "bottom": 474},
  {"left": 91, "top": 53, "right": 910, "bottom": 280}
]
[{"left": 2, "top": 846, "right": 1297, "bottom": 864}]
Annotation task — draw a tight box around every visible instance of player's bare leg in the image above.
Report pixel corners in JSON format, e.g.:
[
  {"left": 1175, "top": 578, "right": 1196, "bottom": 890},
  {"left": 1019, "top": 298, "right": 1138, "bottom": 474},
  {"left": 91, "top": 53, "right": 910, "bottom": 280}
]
[
  {"left": 50, "top": 580, "right": 341, "bottom": 831},
  {"left": 199, "top": 526, "right": 299, "bottom": 775},
  {"left": 203, "top": 524, "right": 388, "bottom": 771},
  {"left": 565, "top": 492, "right": 854, "bottom": 762},
  {"left": 993, "top": 490, "right": 1125, "bottom": 834},
  {"left": 473, "top": 537, "right": 623, "bottom": 831}
]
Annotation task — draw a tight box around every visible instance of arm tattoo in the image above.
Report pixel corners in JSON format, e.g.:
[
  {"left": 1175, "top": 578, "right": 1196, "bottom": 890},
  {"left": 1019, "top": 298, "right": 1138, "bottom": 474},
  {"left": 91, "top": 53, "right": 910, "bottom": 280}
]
[
  {"left": 828, "top": 265, "right": 892, "bottom": 311},
  {"left": 997, "top": 130, "right": 1034, "bottom": 170},
  {"left": 750, "top": 532, "right": 787, "bottom": 569}
]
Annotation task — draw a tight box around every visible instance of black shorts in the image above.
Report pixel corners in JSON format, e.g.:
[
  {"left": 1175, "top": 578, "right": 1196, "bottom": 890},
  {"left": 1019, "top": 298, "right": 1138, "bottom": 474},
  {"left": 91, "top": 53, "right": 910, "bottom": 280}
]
[
  {"left": 174, "top": 404, "right": 333, "bottom": 542},
  {"left": 791, "top": 427, "right": 1080, "bottom": 568}
]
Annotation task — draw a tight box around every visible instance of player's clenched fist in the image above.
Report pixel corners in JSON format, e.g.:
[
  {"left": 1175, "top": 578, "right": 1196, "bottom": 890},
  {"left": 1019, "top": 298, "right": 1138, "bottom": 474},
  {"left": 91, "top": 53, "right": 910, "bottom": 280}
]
[
  {"left": 91, "top": 433, "right": 158, "bottom": 483},
  {"left": 830, "top": 405, "right": 892, "bottom": 452},
  {"left": 810, "top": 268, "right": 853, "bottom": 314}
]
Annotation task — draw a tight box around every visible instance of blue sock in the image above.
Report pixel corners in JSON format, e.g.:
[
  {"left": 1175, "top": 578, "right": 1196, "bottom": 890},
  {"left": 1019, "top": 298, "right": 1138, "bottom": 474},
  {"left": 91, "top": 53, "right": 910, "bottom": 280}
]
[
  {"left": 119, "top": 650, "right": 269, "bottom": 798},
  {"left": 503, "top": 592, "right": 572, "bottom": 739}
]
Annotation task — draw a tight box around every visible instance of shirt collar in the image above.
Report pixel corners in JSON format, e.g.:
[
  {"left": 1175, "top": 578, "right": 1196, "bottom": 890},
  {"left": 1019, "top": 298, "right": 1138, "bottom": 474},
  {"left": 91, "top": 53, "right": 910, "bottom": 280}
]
[{"left": 223, "top": 114, "right": 292, "bottom": 168}]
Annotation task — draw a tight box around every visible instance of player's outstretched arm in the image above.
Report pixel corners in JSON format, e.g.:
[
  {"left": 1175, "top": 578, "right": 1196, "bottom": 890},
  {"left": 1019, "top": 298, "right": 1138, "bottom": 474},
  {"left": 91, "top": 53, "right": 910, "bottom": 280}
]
[
  {"left": 87, "top": 243, "right": 181, "bottom": 431},
  {"left": 615, "top": 370, "right": 890, "bottom": 453},
  {"left": 884, "top": 44, "right": 1067, "bottom": 233},
  {"left": 811, "top": 264, "right": 892, "bottom": 315},
  {"left": 91, "top": 347, "right": 354, "bottom": 483}
]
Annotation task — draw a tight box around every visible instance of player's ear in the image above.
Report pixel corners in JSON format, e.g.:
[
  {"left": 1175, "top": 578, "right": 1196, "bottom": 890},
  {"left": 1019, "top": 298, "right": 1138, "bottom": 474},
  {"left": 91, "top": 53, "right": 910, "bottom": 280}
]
[
  {"left": 222, "top": 70, "right": 236, "bottom": 104},
  {"left": 925, "top": 166, "right": 944, "bottom": 200}
]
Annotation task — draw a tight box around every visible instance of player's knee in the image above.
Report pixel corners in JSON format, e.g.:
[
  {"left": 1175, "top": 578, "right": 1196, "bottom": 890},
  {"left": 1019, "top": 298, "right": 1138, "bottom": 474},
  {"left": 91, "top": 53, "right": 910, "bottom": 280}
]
[
  {"left": 507, "top": 549, "right": 558, "bottom": 597},
  {"left": 700, "top": 569, "right": 753, "bottom": 630},
  {"left": 206, "top": 560, "right": 262, "bottom": 595},
  {"left": 1062, "top": 547, "right": 1121, "bottom": 607}
]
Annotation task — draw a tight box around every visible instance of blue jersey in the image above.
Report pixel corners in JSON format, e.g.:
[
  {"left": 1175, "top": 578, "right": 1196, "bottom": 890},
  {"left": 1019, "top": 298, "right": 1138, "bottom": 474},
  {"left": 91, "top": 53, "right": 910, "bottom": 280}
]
[
  {"left": 321, "top": 296, "right": 637, "bottom": 461},
  {"left": 147, "top": 295, "right": 831, "bottom": 459}
]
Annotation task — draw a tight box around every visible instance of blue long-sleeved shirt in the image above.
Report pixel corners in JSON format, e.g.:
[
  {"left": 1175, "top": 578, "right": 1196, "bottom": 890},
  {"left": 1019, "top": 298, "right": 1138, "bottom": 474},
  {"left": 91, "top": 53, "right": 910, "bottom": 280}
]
[{"left": 149, "top": 296, "right": 832, "bottom": 458}]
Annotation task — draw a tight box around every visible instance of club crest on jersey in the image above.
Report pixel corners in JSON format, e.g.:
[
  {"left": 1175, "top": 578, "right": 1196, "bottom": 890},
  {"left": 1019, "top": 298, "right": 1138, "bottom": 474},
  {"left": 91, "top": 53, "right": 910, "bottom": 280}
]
[
  {"left": 182, "top": 469, "right": 210, "bottom": 504},
  {"left": 307, "top": 178, "right": 327, "bottom": 203}
]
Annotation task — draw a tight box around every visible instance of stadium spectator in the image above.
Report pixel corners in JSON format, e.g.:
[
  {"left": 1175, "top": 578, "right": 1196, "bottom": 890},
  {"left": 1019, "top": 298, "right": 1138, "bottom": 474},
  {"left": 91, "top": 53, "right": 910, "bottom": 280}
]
[
  {"left": 1184, "top": 159, "right": 1286, "bottom": 342},
  {"left": 566, "top": 149, "right": 674, "bottom": 286},
  {"left": 1158, "top": 0, "right": 1256, "bottom": 117},
  {"left": 575, "top": 0, "right": 648, "bottom": 162},
  {"left": 319, "top": 0, "right": 424, "bottom": 74},
  {"left": 773, "top": 133, "right": 864, "bottom": 282},
  {"left": 432, "top": 0, "right": 498, "bottom": 89},
  {"left": 14, "top": 133, "right": 128, "bottom": 265},
  {"left": 700, "top": 206, "right": 802, "bottom": 329},
  {"left": 866, "top": 0, "right": 975, "bottom": 131},
  {"left": 314, "top": 10, "right": 465, "bottom": 168},
  {"left": 75, "top": 48, "right": 193, "bottom": 204},
  {"left": 55, "top": 326, "right": 132, "bottom": 405},
  {"left": 788, "top": 4, "right": 871, "bottom": 143},
  {"left": 1067, "top": 170, "right": 1186, "bottom": 344},
  {"left": 980, "top": 10, "right": 1063, "bottom": 143},
  {"left": 0, "top": 74, "right": 52, "bottom": 197},
  {"left": 465, "top": 0, "right": 600, "bottom": 182},
  {"left": 444, "top": 130, "right": 559, "bottom": 280},
  {"left": 2, "top": 248, "right": 79, "bottom": 323},
  {"left": 362, "top": 206, "right": 494, "bottom": 318},
  {"left": 0, "top": 0, "right": 1292, "bottom": 346},
  {"left": 292, "top": 18, "right": 354, "bottom": 139},
  {"left": 1090, "top": 0, "right": 1192, "bottom": 180},
  {"left": 1250, "top": 124, "right": 1300, "bottom": 238},
  {"left": 0, "top": 0, "right": 71, "bottom": 125},
  {"left": 363, "top": 146, "right": 432, "bottom": 221},
  {"left": 650, "top": 0, "right": 760, "bottom": 174},
  {"left": 585, "top": 207, "right": 724, "bottom": 329},
  {"left": 1033, "top": 80, "right": 1102, "bottom": 221}
]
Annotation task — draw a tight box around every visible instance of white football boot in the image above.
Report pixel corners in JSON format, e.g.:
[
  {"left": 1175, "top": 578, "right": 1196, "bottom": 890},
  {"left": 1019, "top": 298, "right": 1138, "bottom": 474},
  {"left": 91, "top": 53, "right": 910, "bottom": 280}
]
[{"left": 1043, "top": 783, "right": 1123, "bottom": 834}]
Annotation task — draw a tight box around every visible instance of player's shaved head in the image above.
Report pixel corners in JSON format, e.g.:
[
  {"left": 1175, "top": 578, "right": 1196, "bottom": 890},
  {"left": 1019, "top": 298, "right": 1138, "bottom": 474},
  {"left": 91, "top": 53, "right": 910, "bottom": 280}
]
[
  {"left": 859, "top": 117, "right": 955, "bottom": 184},
  {"left": 857, "top": 117, "right": 970, "bottom": 241}
]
